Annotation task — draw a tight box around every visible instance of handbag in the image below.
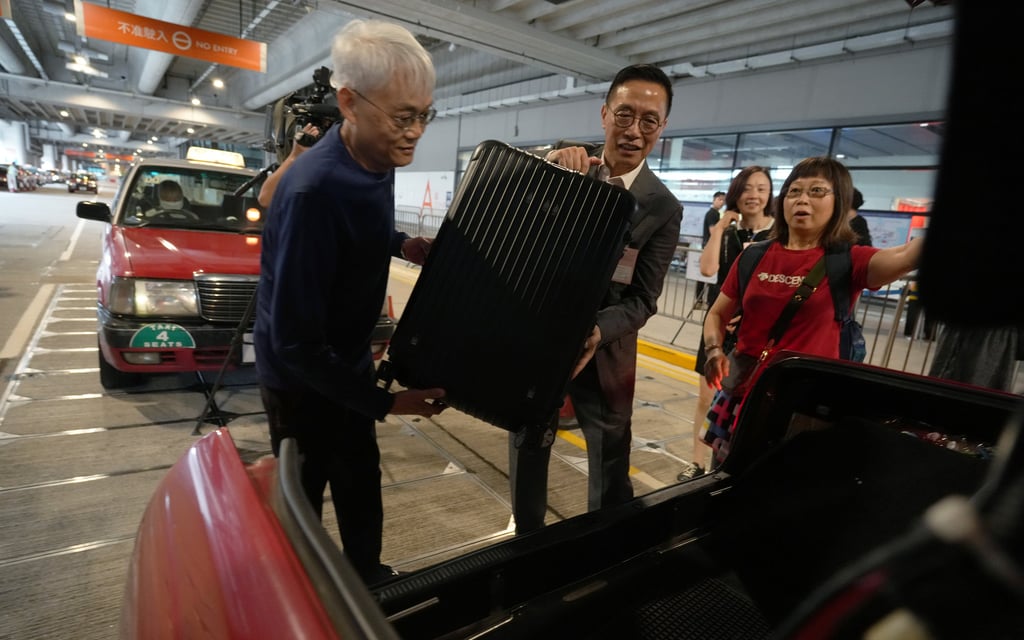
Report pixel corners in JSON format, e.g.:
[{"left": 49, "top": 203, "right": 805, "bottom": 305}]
[{"left": 700, "top": 255, "right": 828, "bottom": 462}]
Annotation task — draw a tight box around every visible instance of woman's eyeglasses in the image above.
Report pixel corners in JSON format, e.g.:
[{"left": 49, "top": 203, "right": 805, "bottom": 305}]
[{"left": 784, "top": 186, "right": 834, "bottom": 199}]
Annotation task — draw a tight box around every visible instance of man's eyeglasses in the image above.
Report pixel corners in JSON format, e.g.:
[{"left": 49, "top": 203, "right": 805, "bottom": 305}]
[
  {"left": 784, "top": 186, "right": 834, "bottom": 199},
  {"left": 610, "top": 109, "right": 662, "bottom": 134},
  {"left": 352, "top": 89, "right": 436, "bottom": 131}
]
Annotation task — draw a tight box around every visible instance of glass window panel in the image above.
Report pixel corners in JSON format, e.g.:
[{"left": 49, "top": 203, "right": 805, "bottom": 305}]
[
  {"left": 661, "top": 135, "right": 737, "bottom": 170},
  {"left": 652, "top": 168, "right": 736, "bottom": 239},
  {"left": 646, "top": 138, "right": 667, "bottom": 171},
  {"left": 736, "top": 129, "right": 832, "bottom": 168},
  {"left": 835, "top": 123, "right": 944, "bottom": 167},
  {"left": 454, "top": 148, "right": 474, "bottom": 192},
  {"left": 849, "top": 168, "right": 937, "bottom": 214}
]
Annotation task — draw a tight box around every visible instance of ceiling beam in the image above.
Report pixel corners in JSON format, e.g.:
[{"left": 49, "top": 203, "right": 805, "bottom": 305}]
[
  {"left": 0, "top": 70, "right": 265, "bottom": 140},
  {"left": 329, "top": 0, "right": 629, "bottom": 81}
]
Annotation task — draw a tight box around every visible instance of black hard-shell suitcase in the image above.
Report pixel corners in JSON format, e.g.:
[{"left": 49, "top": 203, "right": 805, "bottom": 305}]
[{"left": 379, "top": 139, "right": 635, "bottom": 438}]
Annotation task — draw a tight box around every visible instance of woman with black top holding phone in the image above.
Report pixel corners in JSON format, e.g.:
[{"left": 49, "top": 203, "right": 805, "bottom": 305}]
[{"left": 685, "top": 165, "right": 775, "bottom": 479}]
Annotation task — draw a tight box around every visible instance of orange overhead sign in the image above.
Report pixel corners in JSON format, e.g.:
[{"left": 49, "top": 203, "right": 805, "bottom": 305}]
[
  {"left": 66, "top": 148, "right": 135, "bottom": 162},
  {"left": 74, "top": 1, "right": 266, "bottom": 72}
]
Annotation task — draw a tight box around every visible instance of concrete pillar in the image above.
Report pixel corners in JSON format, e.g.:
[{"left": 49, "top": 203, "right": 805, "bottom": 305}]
[
  {"left": 0, "top": 120, "right": 28, "bottom": 164},
  {"left": 42, "top": 144, "right": 58, "bottom": 171}
]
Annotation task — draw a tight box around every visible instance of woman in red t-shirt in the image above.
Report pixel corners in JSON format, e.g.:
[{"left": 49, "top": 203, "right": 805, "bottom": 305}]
[{"left": 701, "top": 157, "right": 923, "bottom": 459}]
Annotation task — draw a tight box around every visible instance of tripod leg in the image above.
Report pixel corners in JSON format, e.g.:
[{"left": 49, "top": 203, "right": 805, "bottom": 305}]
[{"left": 192, "top": 288, "right": 259, "bottom": 436}]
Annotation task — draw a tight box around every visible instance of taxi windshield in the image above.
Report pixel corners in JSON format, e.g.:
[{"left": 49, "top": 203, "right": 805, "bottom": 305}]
[{"left": 119, "top": 167, "right": 264, "bottom": 233}]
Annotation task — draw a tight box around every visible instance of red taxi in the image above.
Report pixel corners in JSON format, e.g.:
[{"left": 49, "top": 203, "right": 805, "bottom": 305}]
[
  {"left": 77, "top": 148, "right": 268, "bottom": 389},
  {"left": 77, "top": 148, "right": 395, "bottom": 389}
]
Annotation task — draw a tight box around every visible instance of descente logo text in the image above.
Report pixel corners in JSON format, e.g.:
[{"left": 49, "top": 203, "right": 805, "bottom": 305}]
[{"left": 756, "top": 271, "right": 804, "bottom": 287}]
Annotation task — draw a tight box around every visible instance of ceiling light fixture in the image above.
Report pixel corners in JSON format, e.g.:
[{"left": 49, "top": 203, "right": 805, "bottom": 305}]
[
  {"left": 57, "top": 41, "right": 110, "bottom": 62},
  {"left": 191, "top": 96, "right": 201, "bottom": 106},
  {"left": 212, "top": 78, "right": 224, "bottom": 89},
  {"left": 66, "top": 61, "right": 108, "bottom": 78},
  {"left": 59, "top": 109, "right": 69, "bottom": 117}
]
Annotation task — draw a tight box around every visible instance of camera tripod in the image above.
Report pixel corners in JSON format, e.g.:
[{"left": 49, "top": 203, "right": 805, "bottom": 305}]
[{"left": 191, "top": 163, "right": 277, "bottom": 436}]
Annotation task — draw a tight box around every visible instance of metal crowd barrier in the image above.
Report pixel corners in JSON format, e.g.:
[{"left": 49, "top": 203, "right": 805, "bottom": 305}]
[
  {"left": 658, "top": 245, "right": 942, "bottom": 377},
  {"left": 396, "top": 205, "right": 445, "bottom": 239}
]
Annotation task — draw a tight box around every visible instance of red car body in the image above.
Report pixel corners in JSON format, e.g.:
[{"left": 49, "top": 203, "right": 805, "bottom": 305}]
[
  {"left": 121, "top": 430, "right": 339, "bottom": 639},
  {"left": 119, "top": 355, "right": 1023, "bottom": 639}
]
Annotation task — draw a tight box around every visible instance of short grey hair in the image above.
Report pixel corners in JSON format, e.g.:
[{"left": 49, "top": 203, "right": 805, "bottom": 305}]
[{"left": 330, "top": 19, "right": 435, "bottom": 96}]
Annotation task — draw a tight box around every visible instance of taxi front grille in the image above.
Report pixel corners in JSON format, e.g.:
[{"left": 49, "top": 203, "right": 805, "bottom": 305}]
[{"left": 194, "top": 275, "right": 259, "bottom": 324}]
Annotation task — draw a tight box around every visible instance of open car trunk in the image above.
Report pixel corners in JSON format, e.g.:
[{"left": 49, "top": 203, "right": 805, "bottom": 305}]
[{"left": 276, "top": 354, "right": 1022, "bottom": 639}]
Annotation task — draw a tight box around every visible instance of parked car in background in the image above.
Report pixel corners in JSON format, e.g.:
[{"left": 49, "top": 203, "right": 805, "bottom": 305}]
[
  {"left": 1, "top": 163, "right": 35, "bottom": 191},
  {"left": 68, "top": 171, "right": 98, "bottom": 193}
]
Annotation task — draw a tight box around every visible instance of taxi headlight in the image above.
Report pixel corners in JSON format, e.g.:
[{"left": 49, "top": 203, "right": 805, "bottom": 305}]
[{"left": 109, "top": 278, "right": 198, "bottom": 317}]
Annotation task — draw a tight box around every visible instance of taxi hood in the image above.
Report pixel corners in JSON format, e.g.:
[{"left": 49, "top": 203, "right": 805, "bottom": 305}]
[{"left": 116, "top": 227, "right": 261, "bottom": 280}]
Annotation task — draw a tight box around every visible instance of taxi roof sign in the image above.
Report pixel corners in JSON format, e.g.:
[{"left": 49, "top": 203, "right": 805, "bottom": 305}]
[{"left": 185, "top": 147, "right": 246, "bottom": 168}]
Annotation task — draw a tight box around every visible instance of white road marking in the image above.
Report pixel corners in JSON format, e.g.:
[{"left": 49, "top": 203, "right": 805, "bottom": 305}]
[
  {"left": 59, "top": 218, "right": 87, "bottom": 262},
  {"left": 0, "top": 284, "right": 55, "bottom": 360}
]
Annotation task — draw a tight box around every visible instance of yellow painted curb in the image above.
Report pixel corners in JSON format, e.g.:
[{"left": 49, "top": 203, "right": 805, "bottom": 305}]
[
  {"left": 637, "top": 339, "right": 696, "bottom": 370},
  {"left": 391, "top": 262, "right": 697, "bottom": 373}
]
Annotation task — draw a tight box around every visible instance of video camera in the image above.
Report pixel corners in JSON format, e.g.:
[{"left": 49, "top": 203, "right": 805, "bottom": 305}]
[{"left": 265, "top": 66, "right": 341, "bottom": 160}]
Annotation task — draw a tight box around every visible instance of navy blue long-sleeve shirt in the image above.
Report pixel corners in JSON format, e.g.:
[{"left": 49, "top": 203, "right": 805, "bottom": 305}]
[{"left": 254, "top": 123, "right": 408, "bottom": 419}]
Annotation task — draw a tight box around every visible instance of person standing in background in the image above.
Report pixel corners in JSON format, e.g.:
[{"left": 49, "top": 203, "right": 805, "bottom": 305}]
[
  {"left": 254, "top": 19, "right": 446, "bottom": 585},
  {"left": 929, "top": 325, "right": 1022, "bottom": 393},
  {"left": 686, "top": 166, "right": 774, "bottom": 479},
  {"left": 848, "top": 188, "right": 873, "bottom": 246},
  {"left": 508, "top": 63, "right": 682, "bottom": 534},
  {"left": 695, "top": 190, "right": 726, "bottom": 305},
  {"left": 6, "top": 161, "right": 18, "bottom": 192},
  {"left": 258, "top": 123, "right": 323, "bottom": 208}
]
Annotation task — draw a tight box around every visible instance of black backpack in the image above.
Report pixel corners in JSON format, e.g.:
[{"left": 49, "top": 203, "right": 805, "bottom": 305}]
[{"left": 735, "top": 241, "right": 867, "bottom": 362}]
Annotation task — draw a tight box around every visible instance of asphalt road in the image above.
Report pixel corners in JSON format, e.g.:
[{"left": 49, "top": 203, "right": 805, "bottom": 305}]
[{"left": 0, "top": 182, "right": 705, "bottom": 639}]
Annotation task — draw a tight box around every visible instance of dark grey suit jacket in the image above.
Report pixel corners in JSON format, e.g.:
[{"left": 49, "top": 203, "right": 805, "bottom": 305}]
[{"left": 560, "top": 141, "right": 683, "bottom": 413}]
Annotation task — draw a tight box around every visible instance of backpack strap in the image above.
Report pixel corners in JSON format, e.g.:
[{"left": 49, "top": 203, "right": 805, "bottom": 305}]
[
  {"left": 823, "top": 243, "right": 853, "bottom": 322},
  {"left": 735, "top": 239, "right": 772, "bottom": 311}
]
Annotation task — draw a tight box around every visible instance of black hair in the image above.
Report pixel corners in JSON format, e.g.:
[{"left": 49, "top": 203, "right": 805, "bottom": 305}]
[
  {"left": 606, "top": 64, "right": 674, "bottom": 116},
  {"left": 851, "top": 188, "right": 864, "bottom": 211},
  {"left": 773, "top": 157, "right": 858, "bottom": 249}
]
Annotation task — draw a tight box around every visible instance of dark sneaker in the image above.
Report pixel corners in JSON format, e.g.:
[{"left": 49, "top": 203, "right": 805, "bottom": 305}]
[{"left": 677, "top": 462, "right": 706, "bottom": 482}]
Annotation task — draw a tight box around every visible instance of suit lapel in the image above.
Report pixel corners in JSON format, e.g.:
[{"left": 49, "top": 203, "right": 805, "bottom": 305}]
[{"left": 627, "top": 165, "right": 656, "bottom": 228}]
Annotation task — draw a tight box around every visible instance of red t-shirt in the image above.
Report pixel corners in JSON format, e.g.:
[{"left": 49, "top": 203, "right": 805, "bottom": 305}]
[{"left": 721, "top": 243, "right": 880, "bottom": 360}]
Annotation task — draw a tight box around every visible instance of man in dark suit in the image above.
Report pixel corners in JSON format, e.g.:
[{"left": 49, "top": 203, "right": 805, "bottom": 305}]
[{"left": 509, "top": 64, "right": 683, "bottom": 533}]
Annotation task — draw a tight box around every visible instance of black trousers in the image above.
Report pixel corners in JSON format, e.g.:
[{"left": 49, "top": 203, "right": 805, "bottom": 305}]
[
  {"left": 260, "top": 383, "right": 384, "bottom": 582},
  {"left": 508, "top": 363, "right": 634, "bottom": 534}
]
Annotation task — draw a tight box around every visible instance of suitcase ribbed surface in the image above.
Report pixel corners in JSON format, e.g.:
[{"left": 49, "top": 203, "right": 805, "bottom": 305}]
[{"left": 385, "top": 140, "right": 635, "bottom": 434}]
